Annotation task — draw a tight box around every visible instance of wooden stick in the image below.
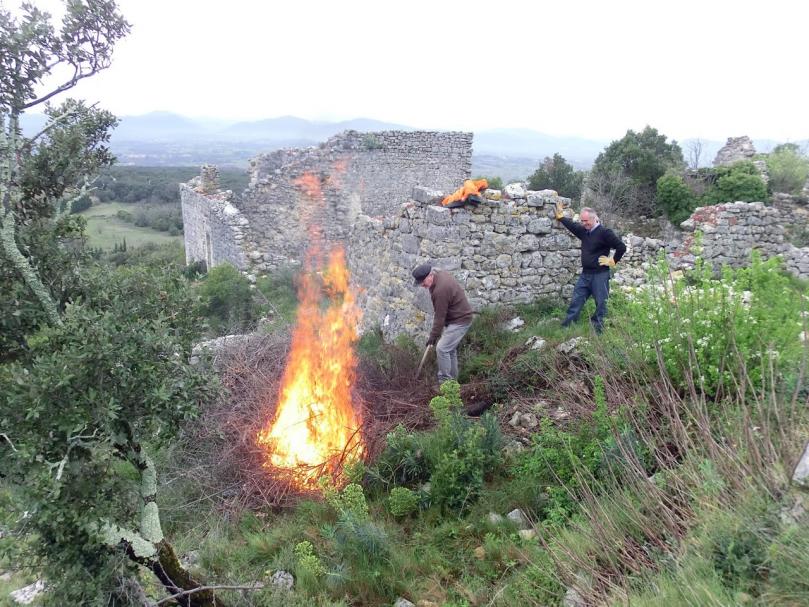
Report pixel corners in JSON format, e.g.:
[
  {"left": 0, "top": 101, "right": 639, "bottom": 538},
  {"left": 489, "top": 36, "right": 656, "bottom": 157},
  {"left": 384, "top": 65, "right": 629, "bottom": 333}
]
[{"left": 415, "top": 345, "right": 433, "bottom": 379}]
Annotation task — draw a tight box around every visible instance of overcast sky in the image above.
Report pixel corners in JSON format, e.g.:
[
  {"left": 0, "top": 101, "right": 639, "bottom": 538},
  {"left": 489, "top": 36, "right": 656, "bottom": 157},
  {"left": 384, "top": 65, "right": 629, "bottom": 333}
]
[{"left": 9, "top": 0, "right": 809, "bottom": 142}]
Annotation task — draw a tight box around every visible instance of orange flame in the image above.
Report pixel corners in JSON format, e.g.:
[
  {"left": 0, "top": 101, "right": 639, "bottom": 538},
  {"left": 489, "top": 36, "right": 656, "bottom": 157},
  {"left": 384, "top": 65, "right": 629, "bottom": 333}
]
[{"left": 256, "top": 170, "right": 363, "bottom": 486}]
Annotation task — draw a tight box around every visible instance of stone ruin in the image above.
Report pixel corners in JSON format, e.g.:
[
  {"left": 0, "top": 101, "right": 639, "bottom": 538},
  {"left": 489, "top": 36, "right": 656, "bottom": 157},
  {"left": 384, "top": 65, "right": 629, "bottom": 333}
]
[
  {"left": 713, "top": 136, "right": 757, "bottom": 166},
  {"left": 181, "top": 131, "right": 809, "bottom": 340}
]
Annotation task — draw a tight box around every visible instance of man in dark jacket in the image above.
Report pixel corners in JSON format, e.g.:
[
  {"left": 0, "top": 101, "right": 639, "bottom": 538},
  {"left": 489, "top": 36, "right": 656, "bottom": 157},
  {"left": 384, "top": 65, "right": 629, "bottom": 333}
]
[
  {"left": 412, "top": 263, "right": 474, "bottom": 383},
  {"left": 555, "top": 202, "right": 626, "bottom": 333}
]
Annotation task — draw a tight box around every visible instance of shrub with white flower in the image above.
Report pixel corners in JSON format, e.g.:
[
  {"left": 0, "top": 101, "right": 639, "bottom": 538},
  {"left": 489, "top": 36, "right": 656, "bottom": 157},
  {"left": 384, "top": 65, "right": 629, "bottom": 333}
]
[{"left": 609, "top": 252, "right": 806, "bottom": 395}]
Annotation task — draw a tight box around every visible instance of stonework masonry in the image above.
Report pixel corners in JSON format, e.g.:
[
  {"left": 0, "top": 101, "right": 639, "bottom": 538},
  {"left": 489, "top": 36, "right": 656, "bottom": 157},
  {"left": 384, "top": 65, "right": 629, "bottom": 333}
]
[
  {"left": 181, "top": 130, "right": 473, "bottom": 271},
  {"left": 182, "top": 131, "right": 808, "bottom": 341}
]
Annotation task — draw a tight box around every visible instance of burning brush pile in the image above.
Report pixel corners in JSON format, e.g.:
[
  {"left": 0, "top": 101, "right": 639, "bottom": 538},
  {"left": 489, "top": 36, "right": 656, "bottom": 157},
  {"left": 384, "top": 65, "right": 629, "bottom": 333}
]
[{"left": 172, "top": 168, "right": 437, "bottom": 508}]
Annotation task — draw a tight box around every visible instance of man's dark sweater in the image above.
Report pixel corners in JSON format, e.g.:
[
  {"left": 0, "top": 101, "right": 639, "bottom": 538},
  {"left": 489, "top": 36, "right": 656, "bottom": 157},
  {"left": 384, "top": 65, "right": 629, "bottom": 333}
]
[
  {"left": 560, "top": 217, "right": 627, "bottom": 272},
  {"left": 428, "top": 271, "right": 474, "bottom": 342}
]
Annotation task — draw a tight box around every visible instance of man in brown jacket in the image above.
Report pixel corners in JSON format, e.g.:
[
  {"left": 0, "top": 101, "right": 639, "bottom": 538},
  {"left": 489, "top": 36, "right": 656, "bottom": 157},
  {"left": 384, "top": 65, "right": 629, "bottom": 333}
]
[{"left": 412, "top": 263, "right": 474, "bottom": 383}]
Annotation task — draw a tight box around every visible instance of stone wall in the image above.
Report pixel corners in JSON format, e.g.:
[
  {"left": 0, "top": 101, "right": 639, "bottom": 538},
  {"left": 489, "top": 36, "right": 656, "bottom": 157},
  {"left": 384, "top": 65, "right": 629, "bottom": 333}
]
[
  {"left": 180, "top": 176, "right": 248, "bottom": 270},
  {"left": 182, "top": 132, "right": 808, "bottom": 342},
  {"left": 676, "top": 201, "right": 809, "bottom": 279},
  {"left": 347, "top": 188, "right": 586, "bottom": 338},
  {"left": 181, "top": 130, "right": 473, "bottom": 272}
]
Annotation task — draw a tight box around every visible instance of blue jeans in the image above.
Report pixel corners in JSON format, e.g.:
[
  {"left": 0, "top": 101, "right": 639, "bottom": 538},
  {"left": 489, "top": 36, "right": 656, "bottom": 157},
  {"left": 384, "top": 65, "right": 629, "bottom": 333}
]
[{"left": 562, "top": 270, "right": 610, "bottom": 332}]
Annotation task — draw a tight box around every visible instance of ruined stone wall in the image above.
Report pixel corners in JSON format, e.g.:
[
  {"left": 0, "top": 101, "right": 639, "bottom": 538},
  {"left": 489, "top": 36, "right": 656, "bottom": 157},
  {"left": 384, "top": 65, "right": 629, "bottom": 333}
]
[
  {"left": 676, "top": 201, "right": 809, "bottom": 279},
  {"left": 180, "top": 178, "right": 249, "bottom": 270},
  {"left": 347, "top": 188, "right": 586, "bottom": 338},
  {"left": 213, "top": 130, "right": 472, "bottom": 270},
  {"left": 346, "top": 195, "right": 809, "bottom": 340}
]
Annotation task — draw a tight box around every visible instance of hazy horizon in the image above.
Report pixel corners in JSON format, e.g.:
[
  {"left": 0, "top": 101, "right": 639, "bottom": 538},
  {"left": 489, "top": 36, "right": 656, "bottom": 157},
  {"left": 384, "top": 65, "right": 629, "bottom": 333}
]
[{"left": 9, "top": 0, "right": 809, "bottom": 144}]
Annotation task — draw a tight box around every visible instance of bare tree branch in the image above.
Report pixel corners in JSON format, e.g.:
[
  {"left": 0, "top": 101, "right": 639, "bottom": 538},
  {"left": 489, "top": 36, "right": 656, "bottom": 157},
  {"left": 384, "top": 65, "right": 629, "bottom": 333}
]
[{"left": 153, "top": 584, "right": 265, "bottom": 606}]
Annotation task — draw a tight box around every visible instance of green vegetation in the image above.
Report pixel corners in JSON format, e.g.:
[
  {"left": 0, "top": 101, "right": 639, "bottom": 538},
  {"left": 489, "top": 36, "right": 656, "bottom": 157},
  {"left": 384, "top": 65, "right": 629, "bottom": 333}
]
[
  {"left": 78, "top": 201, "right": 183, "bottom": 249},
  {"left": 656, "top": 171, "right": 697, "bottom": 224},
  {"left": 527, "top": 153, "right": 584, "bottom": 201},
  {"left": 766, "top": 143, "right": 809, "bottom": 196},
  {"left": 3, "top": 4, "right": 808, "bottom": 605},
  {"left": 589, "top": 125, "right": 685, "bottom": 216},
  {"left": 95, "top": 165, "right": 249, "bottom": 204},
  {"left": 700, "top": 160, "right": 768, "bottom": 205}
]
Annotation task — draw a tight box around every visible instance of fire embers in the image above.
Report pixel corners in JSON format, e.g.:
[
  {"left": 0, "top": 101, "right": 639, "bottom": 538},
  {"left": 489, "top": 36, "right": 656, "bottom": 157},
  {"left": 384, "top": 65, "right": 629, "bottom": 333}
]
[{"left": 256, "top": 169, "right": 364, "bottom": 487}]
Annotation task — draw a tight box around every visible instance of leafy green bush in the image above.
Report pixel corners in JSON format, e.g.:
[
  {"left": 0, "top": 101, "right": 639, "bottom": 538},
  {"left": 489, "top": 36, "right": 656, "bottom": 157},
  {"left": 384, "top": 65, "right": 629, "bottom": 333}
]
[
  {"left": 367, "top": 425, "right": 432, "bottom": 490},
  {"left": 295, "top": 540, "right": 326, "bottom": 579},
  {"left": 701, "top": 161, "right": 767, "bottom": 205},
  {"left": 367, "top": 382, "right": 501, "bottom": 513},
  {"left": 0, "top": 299, "right": 217, "bottom": 603},
  {"left": 766, "top": 143, "right": 809, "bottom": 195},
  {"left": 196, "top": 262, "right": 262, "bottom": 334},
  {"left": 656, "top": 172, "right": 697, "bottom": 224},
  {"left": 611, "top": 253, "right": 805, "bottom": 395},
  {"left": 426, "top": 382, "right": 502, "bottom": 512},
  {"left": 388, "top": 487, "right": 419, "bottom": 518},
  {"left": 0, "top": 214, "right": 89, "bottom": 361},
  {"left": 590, "top": 125, "right": 684, "bottom": 214},
  {"left": 69, "top": 194, "right": 92, "bottom": 213},
  {"left": 510, "top": 376, "right": 616, "bottom": 523},
  {"left": 704, "top": 496, "right": 778, "bottom": 593}
]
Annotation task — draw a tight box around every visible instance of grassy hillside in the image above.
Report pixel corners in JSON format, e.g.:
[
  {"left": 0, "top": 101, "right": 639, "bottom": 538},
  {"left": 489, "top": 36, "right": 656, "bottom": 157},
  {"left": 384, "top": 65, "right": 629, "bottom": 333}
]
[{"left": 78, "top": 201, "right": 183, "bottom": 250}]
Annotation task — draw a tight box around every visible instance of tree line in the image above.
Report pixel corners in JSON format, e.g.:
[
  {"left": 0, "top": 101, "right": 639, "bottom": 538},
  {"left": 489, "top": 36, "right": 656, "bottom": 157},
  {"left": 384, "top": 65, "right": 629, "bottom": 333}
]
[{"left": 482, "top": 127, "right": 808, "bottom": 227}]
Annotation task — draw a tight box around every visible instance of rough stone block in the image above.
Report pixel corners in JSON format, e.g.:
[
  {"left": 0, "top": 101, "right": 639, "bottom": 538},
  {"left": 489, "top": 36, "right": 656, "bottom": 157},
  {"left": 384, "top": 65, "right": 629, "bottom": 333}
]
[
  {"left": 426, "top": 205, "right": 452, "bottom": 225},
  {"left": 412, "top": 186, "right": 444, "bottom": 205}
]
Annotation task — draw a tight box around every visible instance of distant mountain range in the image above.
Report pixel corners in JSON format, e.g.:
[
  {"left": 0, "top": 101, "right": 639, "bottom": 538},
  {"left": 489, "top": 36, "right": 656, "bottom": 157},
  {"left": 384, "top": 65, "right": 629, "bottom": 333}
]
[{"left": 17, "top": 111, "right": 807, "bottom": 181}]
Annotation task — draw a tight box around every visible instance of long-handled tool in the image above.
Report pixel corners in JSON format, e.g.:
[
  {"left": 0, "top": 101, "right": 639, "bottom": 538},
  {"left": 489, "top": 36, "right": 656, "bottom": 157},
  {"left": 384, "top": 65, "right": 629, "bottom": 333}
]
[{"left": 415, "top": 344, "right": 433, "bottom": 379}]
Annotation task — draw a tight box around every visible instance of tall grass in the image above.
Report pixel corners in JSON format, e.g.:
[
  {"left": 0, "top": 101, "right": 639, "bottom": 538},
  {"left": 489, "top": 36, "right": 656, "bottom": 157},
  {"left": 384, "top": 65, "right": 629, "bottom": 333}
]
[{"left": 540, "top": 254, "right": 809, "bottom": 604}]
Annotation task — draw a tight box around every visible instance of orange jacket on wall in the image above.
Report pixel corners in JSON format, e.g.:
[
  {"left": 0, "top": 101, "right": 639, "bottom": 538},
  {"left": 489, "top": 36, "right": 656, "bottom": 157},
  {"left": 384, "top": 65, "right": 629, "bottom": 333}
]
[{"left": 441, "top": 179, "right": 488, "bottom": 207}]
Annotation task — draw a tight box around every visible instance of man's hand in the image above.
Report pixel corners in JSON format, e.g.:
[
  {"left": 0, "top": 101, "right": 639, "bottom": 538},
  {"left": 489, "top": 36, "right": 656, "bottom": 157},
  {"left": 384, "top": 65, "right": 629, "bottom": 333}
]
[
  {"left": 426, "top": 337, "right": 437, "bottom": 347},
  {"left": 554, "top": 200, "right": 565, "bottom": 221},
  {"left": 598, "top": 255, "right": 616, "bottom": 268}
]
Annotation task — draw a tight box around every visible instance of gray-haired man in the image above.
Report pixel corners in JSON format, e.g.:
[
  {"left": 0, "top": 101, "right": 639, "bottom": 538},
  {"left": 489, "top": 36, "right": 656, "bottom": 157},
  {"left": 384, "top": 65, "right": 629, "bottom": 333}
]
[
  {"left": 412, "top": 263, "right": 474, "bottom": 383},
  {"left": 554, "top": 203, "right": 626, "bottom": 333}
]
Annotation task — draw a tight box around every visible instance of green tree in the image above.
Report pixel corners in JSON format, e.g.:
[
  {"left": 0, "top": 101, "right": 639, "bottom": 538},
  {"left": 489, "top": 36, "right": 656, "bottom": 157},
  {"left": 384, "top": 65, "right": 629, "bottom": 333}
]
[
  {"left": 657, "top": 172, "right": 697, "bottom": 224},
  {"left": 701, "top": 161, "right": 768, "bottom": 205},
  {"left": 1, "top": 265, "right": 218, "bottom": 605},
  {"left": 589, "top": 126, "right": 685, "bottom": 215},
  {"left": 767, "top": 144, "right": 809, "bottom": 195},
  {"left": 527, "top": 153, "right": 584, "bottom": 200},
  {"left": 0, "top": 4, "right": 229, "bottom": 605},
  {"left": 1, "top": 1, "right": 126, "bottom": 327}
]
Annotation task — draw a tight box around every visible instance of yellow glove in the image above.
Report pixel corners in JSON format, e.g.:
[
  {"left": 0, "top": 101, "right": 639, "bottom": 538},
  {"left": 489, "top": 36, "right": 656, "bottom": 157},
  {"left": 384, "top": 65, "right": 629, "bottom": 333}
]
[
  {"left": 598, "top": 256, "right": 616, "bottom": 268},
  {"left": 554, "top": 201, "right": 565, "bottom": 220}
]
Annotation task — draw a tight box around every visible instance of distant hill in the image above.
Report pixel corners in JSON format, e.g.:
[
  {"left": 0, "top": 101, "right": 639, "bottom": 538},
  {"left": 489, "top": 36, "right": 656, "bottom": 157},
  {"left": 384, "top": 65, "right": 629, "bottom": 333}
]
[{"left": 17, "top": 112, "right": 808, "bottom": 171}]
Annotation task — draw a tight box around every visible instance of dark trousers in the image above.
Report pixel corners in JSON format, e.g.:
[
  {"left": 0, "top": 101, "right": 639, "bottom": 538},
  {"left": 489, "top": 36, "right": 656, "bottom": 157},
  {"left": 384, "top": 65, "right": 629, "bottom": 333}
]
[{"left": 562, "top": 270, "right": 610, "bottom": 332}]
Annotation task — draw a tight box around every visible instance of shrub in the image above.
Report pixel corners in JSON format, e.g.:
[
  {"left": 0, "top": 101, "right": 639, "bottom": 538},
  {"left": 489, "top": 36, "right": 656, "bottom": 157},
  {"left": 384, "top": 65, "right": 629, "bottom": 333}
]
[
  {"left": 767, "top": 144, "right": 809, "bottom": 195},
  {"left": 611, "top": 253, "right": 805, "bottom": 396},
  {"left": 294, "top": 540, "right": 326, "bottom": 579},
  {"left": 701, "top": 161, "right": 767, "bottom": 205},
  {"left": 387, "top": 487, "right": 419, "bottom": 518},
  {"left": 367, "top": 381, "right": 501, "bottom": 513},
  {"left": 426, "top": 382, "right": 502, "bottom": 512},
  {"left": 69, "top": 194, "right": 92, "bottom": 213},
  {"left": 510, "top": 376, "right": 617, "bottom": 523},
  {"left": 589, "top": 126, "right": 684, "bottom": 215},
  {"left": 656, "top": 172, "right": 697, "bottom": 224},
  {"left": 196, "top": 262, "right": 262, "bottom": 334}
]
